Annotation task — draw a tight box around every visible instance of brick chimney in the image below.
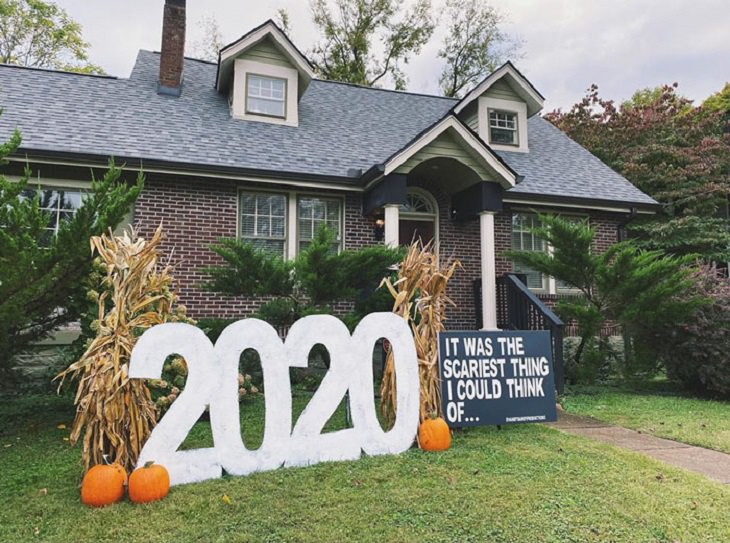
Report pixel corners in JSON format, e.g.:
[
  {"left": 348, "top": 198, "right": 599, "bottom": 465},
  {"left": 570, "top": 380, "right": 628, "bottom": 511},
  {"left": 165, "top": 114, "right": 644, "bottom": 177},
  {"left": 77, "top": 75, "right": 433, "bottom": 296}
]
[{"left": 158, "top": 0, "right": 186, "bottom": 96}]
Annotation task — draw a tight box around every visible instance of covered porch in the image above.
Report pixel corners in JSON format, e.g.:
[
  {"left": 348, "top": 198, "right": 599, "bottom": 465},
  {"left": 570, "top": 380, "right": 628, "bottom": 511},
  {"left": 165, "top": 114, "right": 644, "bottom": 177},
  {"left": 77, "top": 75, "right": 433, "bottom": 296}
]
[{"left": 362, "top": 116, "right": 517, "bottom": 332}]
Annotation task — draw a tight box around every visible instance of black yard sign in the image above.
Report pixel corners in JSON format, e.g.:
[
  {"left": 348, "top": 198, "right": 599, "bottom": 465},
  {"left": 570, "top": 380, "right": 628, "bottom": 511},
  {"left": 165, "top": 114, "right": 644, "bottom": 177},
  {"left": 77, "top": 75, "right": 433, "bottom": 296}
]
[{"left": 437, "top": 330, "right": 557, "bottom": 427}]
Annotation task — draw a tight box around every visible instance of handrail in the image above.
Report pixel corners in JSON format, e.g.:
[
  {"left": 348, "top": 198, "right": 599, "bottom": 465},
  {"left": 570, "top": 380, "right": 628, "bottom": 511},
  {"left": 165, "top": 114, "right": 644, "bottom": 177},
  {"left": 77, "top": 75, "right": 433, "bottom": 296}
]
[
  {"left": 502, "top": 274, "right": 563, "bottom": 326},
  {"left": 496, "top": 273, "right": 566, "bottom": 394}
]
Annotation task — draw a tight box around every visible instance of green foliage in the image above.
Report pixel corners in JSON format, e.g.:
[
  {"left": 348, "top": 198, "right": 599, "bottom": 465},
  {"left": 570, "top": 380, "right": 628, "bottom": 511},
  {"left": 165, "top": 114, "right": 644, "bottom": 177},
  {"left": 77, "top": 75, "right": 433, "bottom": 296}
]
[
  {"left": 204, "top": 238, "right": 294, "bottom": 297},
  {"left": 657, "top": 265, "right": 730, "bottom": 397},
  {"left": 508, "top": 215, "right": 702, "bottom": 382},
  {"left": 438, "top": 0, "right": 521, "bottom": 98},
  {"left": 701, "top": 83, "right": 730, "bottom": 114},
  {"left": 204, "top": 225, "right": 403, "bottom": 328},
  {"left": 0, "top": 129, "right": 142, "bottom": 380},
  {"left": 309, "top": 0, "right": 434, "bottom": 89},
  {"left": 0, "top": 0, "right": 104, "bottom": 73},
  {"left": 546, "top": 83, "right": 730, "bottom": 261}
]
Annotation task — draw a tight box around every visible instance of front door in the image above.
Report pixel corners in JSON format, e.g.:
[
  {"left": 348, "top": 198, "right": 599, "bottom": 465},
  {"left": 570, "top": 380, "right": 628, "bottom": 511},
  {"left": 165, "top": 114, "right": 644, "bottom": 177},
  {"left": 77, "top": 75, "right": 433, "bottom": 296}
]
[{"left": 399, "top": 219, "right": 435, "bottom": 246}]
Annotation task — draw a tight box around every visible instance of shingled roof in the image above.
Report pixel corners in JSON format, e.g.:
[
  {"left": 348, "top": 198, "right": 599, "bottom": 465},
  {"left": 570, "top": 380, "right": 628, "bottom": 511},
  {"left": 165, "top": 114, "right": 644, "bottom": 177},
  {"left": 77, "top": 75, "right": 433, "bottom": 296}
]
[{"left": 0, "top": 50, "right": 656, "bottom": 207}]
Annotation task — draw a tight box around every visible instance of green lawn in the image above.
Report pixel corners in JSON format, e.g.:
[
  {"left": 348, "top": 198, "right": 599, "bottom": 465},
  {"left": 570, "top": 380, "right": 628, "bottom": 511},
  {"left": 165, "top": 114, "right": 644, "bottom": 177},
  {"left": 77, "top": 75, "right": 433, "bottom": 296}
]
[
  {"left": 2, "top": 392, "right": 730, "bottom": 543},
  {"left": 562, "top": 384, "right": 730, "bottom": 454}
]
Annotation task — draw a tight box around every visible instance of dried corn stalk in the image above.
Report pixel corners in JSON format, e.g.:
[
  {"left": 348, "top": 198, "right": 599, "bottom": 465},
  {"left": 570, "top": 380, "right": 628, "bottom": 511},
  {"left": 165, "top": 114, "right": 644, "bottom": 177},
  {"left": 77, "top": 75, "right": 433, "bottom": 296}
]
[
  {"left": 56, "top": 225, "right": 189, "bottom": 472},
  {"left": 380, "top": 240, "right": 460, "bottom": 426}
]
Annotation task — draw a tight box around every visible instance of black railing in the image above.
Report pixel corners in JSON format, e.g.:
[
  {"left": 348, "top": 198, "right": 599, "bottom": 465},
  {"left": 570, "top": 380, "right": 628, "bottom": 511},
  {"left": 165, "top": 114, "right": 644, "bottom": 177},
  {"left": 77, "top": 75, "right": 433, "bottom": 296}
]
[{"left": 488, "top": 273, "right": 565, "bottom": 394}]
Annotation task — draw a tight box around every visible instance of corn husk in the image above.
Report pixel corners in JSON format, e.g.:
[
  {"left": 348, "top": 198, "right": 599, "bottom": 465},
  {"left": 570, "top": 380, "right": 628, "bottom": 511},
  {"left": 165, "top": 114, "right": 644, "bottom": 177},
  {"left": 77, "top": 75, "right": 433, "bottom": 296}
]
[
  {"left": 56, "top": 225, "right": 188, "bottom": 472},
  {"left": 380, "top": 240, "right": 460, "bottom": 425}
]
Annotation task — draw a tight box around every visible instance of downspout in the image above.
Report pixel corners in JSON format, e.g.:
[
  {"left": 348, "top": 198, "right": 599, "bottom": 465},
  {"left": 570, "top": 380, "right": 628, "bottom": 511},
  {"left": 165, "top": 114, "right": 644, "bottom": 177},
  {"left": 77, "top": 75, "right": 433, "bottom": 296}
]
[
  {"left": 617, "top": 206, "right": 638, "bottom": 370},
  {"left": 617, "top": 207, "right": 638, "bottom": 242}
]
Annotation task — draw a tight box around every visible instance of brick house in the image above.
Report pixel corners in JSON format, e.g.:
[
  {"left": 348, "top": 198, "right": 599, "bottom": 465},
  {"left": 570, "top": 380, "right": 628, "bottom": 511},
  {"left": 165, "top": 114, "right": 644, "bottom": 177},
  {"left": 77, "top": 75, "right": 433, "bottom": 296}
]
[{"left": 0, "top": 0, "right": 656, "bottom": 335}]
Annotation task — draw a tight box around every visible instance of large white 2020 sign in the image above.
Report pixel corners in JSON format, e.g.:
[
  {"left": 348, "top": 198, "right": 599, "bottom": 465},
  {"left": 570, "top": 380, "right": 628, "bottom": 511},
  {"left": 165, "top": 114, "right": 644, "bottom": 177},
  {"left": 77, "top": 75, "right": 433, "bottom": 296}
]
[{"left": 129, "top": 313, "right": 419, "bottom": 486}]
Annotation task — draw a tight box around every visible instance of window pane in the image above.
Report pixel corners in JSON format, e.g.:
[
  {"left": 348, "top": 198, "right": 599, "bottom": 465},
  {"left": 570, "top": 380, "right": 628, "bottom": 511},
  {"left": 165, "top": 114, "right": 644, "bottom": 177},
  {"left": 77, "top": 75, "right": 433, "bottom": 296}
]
[
  {"left": 241, "top": 194, "right": 256, "bottom": 215},
  {"left": 241, "top": 214, "right": 255, "bottom": 237},
  {"left": 490, "top": 127, "right": 516, "bottom": 144},
  {"left": 271, "top": 216, "right": 285, "bottom": 237},
  {"left": 59, "top": 191, "right": 82, "bottom": 210},
  {"left": 247, "top": 97, "right": 285, "bottom": 117}
]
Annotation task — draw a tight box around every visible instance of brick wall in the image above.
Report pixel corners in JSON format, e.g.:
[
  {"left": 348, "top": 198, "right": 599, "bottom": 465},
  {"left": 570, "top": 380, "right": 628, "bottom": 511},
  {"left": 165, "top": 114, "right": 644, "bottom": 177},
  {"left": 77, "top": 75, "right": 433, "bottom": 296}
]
[
  {"left": 134, "top": 175, "right": 377, "bottom": 320},
  {"left": 134, "top": 175, "right": 622, "bottom": 329}
]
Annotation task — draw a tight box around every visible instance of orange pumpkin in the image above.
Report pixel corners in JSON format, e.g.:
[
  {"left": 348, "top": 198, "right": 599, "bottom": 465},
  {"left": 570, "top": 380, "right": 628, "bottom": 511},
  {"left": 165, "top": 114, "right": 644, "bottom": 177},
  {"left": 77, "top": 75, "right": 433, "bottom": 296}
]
[
  {"left": 80, "top": 463, "right": 127, "bottom": 507},
  {"left": 128, "top": 462, "right": 170, "bottom": 504},
  {"left": 418, "top": 416, "right": 451, "bottom": 451}
]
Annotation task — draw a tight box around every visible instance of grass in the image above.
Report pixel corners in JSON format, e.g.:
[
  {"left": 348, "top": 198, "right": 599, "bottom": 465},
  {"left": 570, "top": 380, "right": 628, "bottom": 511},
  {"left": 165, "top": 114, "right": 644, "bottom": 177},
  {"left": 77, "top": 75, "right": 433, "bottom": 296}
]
[
  {"left": 2, "top": 391, "right": 730, "bottom": 543},
  {"left": 562, "top": 383, "right": 730, "bottom": 454}
]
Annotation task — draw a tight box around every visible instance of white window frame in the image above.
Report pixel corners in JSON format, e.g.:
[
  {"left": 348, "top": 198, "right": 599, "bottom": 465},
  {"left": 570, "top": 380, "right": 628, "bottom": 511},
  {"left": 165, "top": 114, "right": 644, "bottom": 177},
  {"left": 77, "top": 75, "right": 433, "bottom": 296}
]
[
  {"left": 296, "top": 193, "right": 344, "bottom": 255},
  {"left": 511, "top": 211, "right": 586, "bottom": 295},
  {"left": 232, "top": 59, "right": 299, "bottom": 126},
  {"left": 237, "top": 188, "right": 345, "bottom": 260},
  {"left": 238, "top": 190, "right": 289, "bottom": 257},
  {"left": 488, "top": 109, "right": 519, "bottom": 147},
  {"left": 478, "top": 96, "right": 529, "bottom": 152},
  {"left": 245, "top": 73, "right": 287, "bottom": 119}
]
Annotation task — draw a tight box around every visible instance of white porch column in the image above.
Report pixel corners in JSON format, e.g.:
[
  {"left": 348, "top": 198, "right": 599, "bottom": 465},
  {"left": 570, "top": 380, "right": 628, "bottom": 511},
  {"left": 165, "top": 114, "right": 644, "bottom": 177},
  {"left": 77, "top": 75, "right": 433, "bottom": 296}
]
[
  {"left": 384, "top": 204, "right": 400, "bottom": 247},
  {"left": 479, "top": 211, "right": 498, "bottom": 330}
]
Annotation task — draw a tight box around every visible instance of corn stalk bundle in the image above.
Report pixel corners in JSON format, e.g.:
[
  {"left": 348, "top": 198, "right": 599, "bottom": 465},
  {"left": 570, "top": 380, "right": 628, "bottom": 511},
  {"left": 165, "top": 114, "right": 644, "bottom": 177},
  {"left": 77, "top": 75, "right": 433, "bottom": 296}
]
[
  {"left": 57, "top": 225, "right": 189, "bottom": 472},
  {"left": 380, "top": 240, "right": 460, "bottom": 426}
]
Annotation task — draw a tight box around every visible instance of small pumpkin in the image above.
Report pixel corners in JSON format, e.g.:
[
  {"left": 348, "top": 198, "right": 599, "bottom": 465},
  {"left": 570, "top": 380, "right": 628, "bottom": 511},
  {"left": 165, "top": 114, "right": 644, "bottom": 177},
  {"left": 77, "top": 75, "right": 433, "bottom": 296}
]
[
  {"left": 128, "top": 461, "right": 170, "bottom": 504},
  {"left": 80, "top": 462, "right": 127, "bottom": 507},
  {"left": 418, "top": 415, "right": 451, "bottom": 452}
]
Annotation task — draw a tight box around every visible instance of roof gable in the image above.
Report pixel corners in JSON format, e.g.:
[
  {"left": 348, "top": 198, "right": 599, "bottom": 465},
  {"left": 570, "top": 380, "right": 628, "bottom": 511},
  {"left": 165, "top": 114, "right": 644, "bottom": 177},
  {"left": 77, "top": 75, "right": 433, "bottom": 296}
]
[
  {"left": 454, "top": 61, "right": 544, "bottom": 118},
  {"left": 384, "top": 116, "right": 518, "bottom": 188},
  {"left": 215, "top": 20, "right": 315, "bottom": 92}
]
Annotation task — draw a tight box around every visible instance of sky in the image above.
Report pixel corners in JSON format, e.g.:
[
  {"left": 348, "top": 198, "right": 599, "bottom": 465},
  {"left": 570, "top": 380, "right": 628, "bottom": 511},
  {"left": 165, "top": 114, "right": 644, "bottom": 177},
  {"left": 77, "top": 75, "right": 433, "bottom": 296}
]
[{"left": 54, "top": 0, "right": 729, "bottom": 111}]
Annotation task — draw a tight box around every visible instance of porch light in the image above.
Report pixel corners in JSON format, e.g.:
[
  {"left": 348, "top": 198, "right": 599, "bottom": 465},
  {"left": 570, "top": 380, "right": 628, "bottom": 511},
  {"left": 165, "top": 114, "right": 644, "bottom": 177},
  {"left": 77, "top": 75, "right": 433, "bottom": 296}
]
[{"left": 374, "top": 218, "right": 385, "bottom": 241}]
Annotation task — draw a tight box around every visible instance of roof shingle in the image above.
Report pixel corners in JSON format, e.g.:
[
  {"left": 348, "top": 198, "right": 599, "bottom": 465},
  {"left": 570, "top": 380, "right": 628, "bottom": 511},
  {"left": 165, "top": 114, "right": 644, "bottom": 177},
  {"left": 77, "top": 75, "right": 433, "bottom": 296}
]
[{"left": 0, "top": 50, "right": 655, "bottom": 206}]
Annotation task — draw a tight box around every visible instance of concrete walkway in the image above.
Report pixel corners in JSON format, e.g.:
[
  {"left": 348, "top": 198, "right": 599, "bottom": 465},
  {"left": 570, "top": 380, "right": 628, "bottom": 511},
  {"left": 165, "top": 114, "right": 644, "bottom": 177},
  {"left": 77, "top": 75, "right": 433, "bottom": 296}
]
[{"left": 549, "top": 412, "right": 730, "bottom": 484}]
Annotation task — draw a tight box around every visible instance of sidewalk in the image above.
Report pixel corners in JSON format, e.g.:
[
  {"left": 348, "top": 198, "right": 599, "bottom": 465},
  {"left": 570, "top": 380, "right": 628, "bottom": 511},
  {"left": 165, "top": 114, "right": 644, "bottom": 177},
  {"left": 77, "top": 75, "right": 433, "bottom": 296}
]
[{"left": 549, "top": 411, "right": 730, "bottom": 484}]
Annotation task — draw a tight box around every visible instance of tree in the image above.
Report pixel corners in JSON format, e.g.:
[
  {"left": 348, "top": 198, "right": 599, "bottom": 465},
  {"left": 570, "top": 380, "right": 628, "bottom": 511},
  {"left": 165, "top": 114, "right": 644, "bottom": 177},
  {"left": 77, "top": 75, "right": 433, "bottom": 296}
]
[
  {"left": 204, "top": 226, "right": 403, "bottom": 329},
  {"left": 188, "top": 14, "right": 225, "bottom": 63},
  {"left": 438, "top": 0, "right": 521, "bottom": 98},
  {"left": 545, "top": 84, "right": 730, "bottom": 262},
  {"left": 509, "top": 215, "right": 702, "bottom": 382},
  {"left": 0, "top": 128, "right": 142, "bottom": 380},
  {"left": 702, "top": 83, "right": 730, "bottom": 115},
  {"left": 0, "top": 0, "right": 103, "bottom": 73},
  {"left": 309, "top": 0, "right": 434, "bottom": 90}
]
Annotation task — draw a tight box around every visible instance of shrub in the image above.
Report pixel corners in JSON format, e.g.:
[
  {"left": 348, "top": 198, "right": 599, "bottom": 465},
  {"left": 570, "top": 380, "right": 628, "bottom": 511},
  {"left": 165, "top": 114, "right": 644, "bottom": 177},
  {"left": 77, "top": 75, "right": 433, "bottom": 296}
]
[
  {"left": 658, "top": 265, "right": 730, "bottom": 396},
  {"left": 509, "top": 215, "right": 704, "bottom": 383}
]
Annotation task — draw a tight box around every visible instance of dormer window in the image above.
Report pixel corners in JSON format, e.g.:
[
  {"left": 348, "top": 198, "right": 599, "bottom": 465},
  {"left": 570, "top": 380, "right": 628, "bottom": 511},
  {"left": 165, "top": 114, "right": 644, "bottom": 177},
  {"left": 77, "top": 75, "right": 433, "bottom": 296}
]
[
  {"left": 216, "top": 21, "right": 316, "bottom": 128},
  {"left": 488, "top": 110, "right": 518, "bottom": 146},
  {"left": 247, "top": 74, "right": 286, "bottom": 118}
]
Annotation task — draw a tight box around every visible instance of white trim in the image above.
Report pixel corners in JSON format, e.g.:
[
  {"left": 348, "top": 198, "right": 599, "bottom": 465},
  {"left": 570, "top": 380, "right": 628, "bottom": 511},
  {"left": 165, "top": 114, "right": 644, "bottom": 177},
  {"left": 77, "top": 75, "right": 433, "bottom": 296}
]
[
  {"left": 287, "top": 192, "right": 298, "bottom": 259},
  {"left": 217, "top": 21, "right": 315, "bottom": 91},
  {"left": 7, "top": 157, "right": 362, "bottom": 193},
  {"left": 480, "top": 211, "right": 498, "bottom": 330},
  {"left": 384, "top": 204, "right": 399, "bottom": 247},
  {"left": 4, "top": 174, "right": 92, "bottom": 189},
  {"left": 233, "top": 59, "right": 299, "bottom": 126},
  {"left": 480, "top": 97, "right": 529, "bottom": 153},
  {"left": 453, "top": 63, "right": 544, "bottom": 118},
  {"left": 383, "top": 116, "right": 517, "bottom": 188},
  {"left": 504, "top": 197, "right": 656, "bottom": 214},
  {"left": 400, "top": 187, "right": 439, "bottom": 249}
]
